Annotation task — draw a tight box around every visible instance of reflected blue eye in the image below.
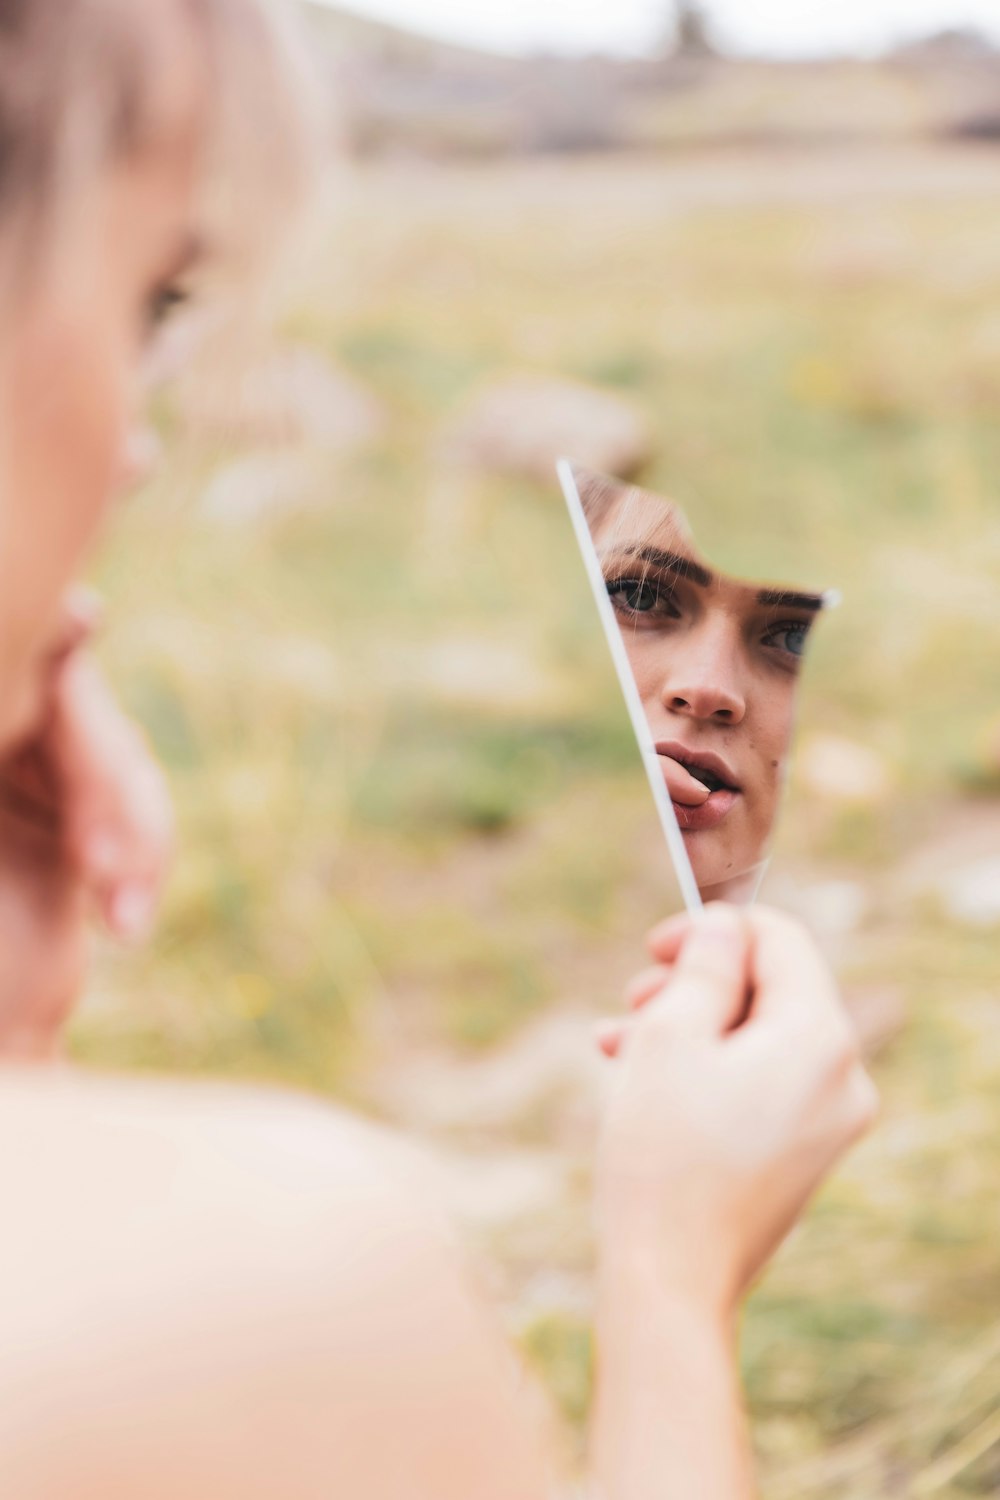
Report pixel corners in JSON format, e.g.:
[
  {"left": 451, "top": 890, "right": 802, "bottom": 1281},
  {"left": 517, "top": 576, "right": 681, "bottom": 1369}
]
[{"left": 763, "top": 621, "right": 811, "bottom": 658}]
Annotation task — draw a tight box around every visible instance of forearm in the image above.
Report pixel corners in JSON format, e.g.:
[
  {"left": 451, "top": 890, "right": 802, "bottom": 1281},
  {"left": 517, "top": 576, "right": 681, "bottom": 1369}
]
[{"left": 589, "top": 1267, "right": 755, "bottom": 1500}]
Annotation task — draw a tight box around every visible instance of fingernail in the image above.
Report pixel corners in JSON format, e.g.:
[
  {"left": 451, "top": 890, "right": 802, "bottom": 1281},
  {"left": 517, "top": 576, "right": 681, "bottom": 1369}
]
[
  {"left": 111, "top": 885, "right": 155, "bottom": 942},
  {"left": 594, "top": 1022, "right": 623, "bottom": 1057}
]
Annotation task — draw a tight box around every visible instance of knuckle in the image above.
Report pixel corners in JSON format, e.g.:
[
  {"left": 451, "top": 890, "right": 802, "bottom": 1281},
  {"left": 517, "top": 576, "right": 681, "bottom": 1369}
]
[
  {"left": 624, "top": 965, "right": 667, "bottom": 1009},
  {"left": 662, "top": 975, "right": 715, "bottom": 1023},
  {"left": 646, "top": 912, "right": 690, "bottom": 956},
  {"left": 634, "top": 1000, "right": 680, "bottom": 1050},
  {"left": 813, "top": 1017, "right": 860, "bottom": 1078},
  {"left": 827, "top": 1068, "right": 878, "bottom": 1149},
  {"left": 677, "top": 948, "right": 732, "bottom": 991},
  {"left": 835, "top": 1030, "right": 862, "bottom": 1076},
  {"left": 749, "top": 904, "right": 798, "bottom": 943}
]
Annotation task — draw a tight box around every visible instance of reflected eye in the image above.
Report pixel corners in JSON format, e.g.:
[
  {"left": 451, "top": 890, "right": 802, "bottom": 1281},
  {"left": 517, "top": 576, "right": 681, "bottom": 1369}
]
[
  {"left": 606, "top": 576, "right": 679, "bottom": 620},
  {"left": 762, "top": 620, "right": 811, "bottom": 659}
]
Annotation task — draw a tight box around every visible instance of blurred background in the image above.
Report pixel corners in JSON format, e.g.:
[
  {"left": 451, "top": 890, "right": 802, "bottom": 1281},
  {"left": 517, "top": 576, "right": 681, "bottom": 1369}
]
[{"left": 80, "top": 1, "right": 1000, "bottom": 1493}]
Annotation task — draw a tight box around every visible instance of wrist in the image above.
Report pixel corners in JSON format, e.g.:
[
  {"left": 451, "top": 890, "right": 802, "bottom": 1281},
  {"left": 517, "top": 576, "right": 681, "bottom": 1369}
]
[
  {"left": 597, "top": 1251, "right": 739, "bottom": 1359},
  {"left": 591, "top": 1261, "right": 756, "bottom": 1500},
  {"left": 598, "top": 1229, "right": 740, "bottom": 1327}
]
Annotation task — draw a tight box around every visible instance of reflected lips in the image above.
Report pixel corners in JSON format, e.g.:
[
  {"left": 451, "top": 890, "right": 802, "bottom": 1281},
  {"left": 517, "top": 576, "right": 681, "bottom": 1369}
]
[
  {"left": 672, "top": 787, "right": 739, "bottom": 832},
  {"left": 655, "top": 740, "right": 741, "bottom": 832}
]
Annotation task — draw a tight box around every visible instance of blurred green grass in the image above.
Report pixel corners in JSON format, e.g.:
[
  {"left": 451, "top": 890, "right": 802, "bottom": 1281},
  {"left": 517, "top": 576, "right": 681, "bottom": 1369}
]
[{"left": 72, "top": 147, "right": 1000, "bottom": 1494}]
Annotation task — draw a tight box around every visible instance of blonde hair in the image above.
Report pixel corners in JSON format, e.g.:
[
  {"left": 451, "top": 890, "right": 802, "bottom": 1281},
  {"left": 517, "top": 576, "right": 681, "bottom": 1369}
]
[
  {"left": 578, "top": 469, "right": 702, "bottom": 575},
  {"left": 0, "top": 0, "right": 321, "bottom": 282}
]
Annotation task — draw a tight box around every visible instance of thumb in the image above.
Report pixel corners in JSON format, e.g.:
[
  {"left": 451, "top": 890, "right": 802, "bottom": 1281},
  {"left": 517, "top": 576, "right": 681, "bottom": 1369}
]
[{"left": 638, "top": 903, "right": 750, "bottom": 1043}]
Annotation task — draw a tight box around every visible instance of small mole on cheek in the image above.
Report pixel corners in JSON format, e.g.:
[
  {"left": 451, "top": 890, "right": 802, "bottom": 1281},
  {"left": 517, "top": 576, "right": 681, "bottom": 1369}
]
[{"left": 771, "top": 759, "right": 779, "bottom": 769}]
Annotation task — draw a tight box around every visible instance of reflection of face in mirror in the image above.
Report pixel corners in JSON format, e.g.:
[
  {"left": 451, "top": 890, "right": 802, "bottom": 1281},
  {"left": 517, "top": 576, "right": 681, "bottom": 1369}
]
[{"left": 577, "top": 470, "right": 824, "bottom": 903}]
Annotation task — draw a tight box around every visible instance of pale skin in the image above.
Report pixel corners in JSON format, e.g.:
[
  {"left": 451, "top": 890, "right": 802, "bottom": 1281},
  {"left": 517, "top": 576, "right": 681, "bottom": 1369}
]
[{"left": 0, "top": 2, "right": 878, "bottom": 1495}]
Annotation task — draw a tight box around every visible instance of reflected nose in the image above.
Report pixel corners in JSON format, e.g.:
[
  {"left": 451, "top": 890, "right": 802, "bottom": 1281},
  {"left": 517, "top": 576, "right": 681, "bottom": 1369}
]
[{"left": 660, "top": 629, "right": 746, "bottom": 725}]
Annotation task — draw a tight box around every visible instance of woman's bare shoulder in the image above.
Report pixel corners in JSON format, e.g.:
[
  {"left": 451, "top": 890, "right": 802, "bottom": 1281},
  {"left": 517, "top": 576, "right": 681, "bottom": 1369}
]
[
  {"left": 0, "top": 1065, "right": 450, "bottom": 1318},
  {"left": 0, "top": 1068, "right": 549, "bottom": 1500}
]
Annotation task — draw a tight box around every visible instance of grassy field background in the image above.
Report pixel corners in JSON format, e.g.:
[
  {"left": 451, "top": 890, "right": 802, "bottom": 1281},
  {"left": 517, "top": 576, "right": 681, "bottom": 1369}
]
[{"left": 75, "top": 141, "right": 1000, "bottom": 1494}]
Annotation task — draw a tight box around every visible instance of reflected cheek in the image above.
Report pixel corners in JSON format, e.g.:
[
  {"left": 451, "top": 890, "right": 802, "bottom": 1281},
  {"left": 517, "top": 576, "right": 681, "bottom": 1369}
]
[
  {"left": 746, "top": 755, "right": 781, "bottom": 835},
  {"left": 754, "top": 685, "right": 798, "bottom": 776},
  {"left": 743, "top": 699, "right": 796, "bottom": 834},
  {"left": 627, "top": 639, "right": 667, "bottom": 707}
]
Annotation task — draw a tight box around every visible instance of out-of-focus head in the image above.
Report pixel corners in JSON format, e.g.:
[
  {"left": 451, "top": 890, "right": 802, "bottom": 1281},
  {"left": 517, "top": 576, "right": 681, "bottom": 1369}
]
[{"left": 0, "top": 0, "right": 318, "bottom": 749}]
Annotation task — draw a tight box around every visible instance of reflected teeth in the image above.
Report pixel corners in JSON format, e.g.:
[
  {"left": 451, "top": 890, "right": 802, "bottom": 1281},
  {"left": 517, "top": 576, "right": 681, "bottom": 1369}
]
[{"left": 688, "top": 765, "right": 728, "bottom": 793}]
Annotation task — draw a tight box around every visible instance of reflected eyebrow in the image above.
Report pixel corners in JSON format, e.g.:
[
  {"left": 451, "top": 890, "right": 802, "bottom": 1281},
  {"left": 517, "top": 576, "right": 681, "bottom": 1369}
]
[
  {"left": 756, "top": 589, "right": 825, "bottom": 612},
  {"left": 602, "top": 546, "right": 713, "bottom": 589}
]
